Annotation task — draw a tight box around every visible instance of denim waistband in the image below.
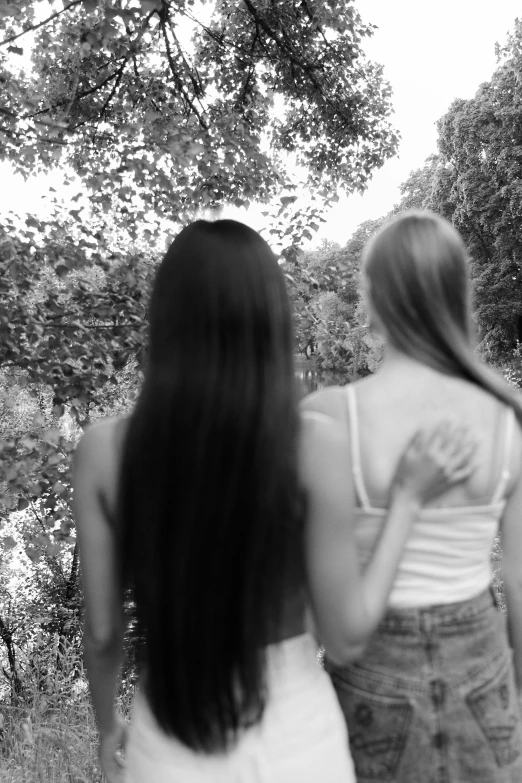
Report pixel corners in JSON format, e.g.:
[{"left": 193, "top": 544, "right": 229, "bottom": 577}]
[{"left": 377, "top": 586, "right": 499, "bottom": 634}]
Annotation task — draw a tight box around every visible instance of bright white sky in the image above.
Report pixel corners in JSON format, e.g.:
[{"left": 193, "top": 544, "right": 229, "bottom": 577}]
[
  {"left": 314, "top": 0, "right": 521, "bottom": 245},
  {"left": 0, "top": 0, "right": 520, "bottom": 247}
]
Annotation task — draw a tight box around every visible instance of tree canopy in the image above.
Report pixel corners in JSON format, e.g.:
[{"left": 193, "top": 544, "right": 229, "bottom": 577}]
[
  {"left": 355, "top": 19, "right": 522, "bottom": 362},
  {"left": 1, "top": 0, "right": 399, "bottom": 240},
  {"left": 322, "top": 17, "right": 522, "bottom": 370},
  {"left": 295, "top": 17, "right": 522, "bottom": 377},
  {"left": 0, "top": 0, "right": 402, "bottom": 709},
  {"left": 431, "top": 22, "right": 522, "bottom": 359}
]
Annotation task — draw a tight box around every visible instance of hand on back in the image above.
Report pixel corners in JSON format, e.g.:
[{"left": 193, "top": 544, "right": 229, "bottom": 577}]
[{"left": 392, "top": 420, "right": 477, "bottom": 505}]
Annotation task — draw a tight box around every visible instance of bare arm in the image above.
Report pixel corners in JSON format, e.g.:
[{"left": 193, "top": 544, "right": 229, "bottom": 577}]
[
  {"left": 499, "top": 434, "right": 522, "bottom": 692},
  {"left": 73, "top": 421, "right": 126, "bottom": 782},
  {"left": 301, "top": 413, "right": 474, "bottom": 664}
]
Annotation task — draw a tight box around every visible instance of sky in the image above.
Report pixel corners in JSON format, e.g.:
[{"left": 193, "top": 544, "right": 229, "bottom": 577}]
[
  {"left": 314, "top": 0, "right": 522, "bottom": 245},
  {"left": 1, "top": 0, "right": 521, "bottom": 246}
]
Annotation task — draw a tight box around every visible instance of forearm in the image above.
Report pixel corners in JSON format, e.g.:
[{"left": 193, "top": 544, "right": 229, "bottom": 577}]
[
  {"left": 358, "top": 491, "right": 420, "bottom": 637},
  {"left": 84, "top": 634, "right": 124, "bottom": 735},
  {"left": 503, "top": 576, "right": 522, "bottom": 691}
]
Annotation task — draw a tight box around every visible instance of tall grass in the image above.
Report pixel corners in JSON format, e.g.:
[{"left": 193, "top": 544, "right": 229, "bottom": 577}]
[{"left": 0, "top": 640, "right": 134, "bottom": 783}]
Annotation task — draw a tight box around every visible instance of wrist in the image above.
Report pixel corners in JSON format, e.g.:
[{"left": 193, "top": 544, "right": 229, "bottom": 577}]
[{"left": 389, "top": 486, "right": 422, "bottom": 514}]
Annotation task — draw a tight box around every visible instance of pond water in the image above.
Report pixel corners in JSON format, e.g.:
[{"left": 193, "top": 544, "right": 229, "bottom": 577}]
[
  {"left": 296, "top": 368, "right": 321, "bottom": 395},
  {"left": 295, "top": 366, "right": 348, "bottom": 397}
]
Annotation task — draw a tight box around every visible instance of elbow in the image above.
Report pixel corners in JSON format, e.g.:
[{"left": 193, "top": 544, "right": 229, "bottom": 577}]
[
  {"left": 327, "top": 643, "right": 366, "bottom": 667},
  {"left": 316, "top": 614, "right": 371, "bottom": 666},
  {"left": 83, "top": 620, "right": 122, "bottom": 657},
  {"left": 322, "top": 632, "right": 367, "bottom": 666}
]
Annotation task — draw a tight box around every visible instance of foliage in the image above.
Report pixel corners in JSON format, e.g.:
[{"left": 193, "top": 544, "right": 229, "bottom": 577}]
[
  {"left": 0, "top": 637, "right": 133, "bottom": 783},
  {"left": 0, "top": 206, "right": 150, "bottom": 539},
  {"left": 0, "top": 1, "right": 403, "bottom": 752},
  {"left": 387, "top": 19, "right": 522, "bottom": 362},
  {"left": 394, "top": 154, "right": 439, "bottom": 213},
  {"left": 288, "top": 234, "right": 384, "bottom": 378},
  {"left": 286, "top": 239, "right": 356, "bottom": 362},
  {"left": 310, "top": 13, "right": 522, "bottom": 374},
  {"left": 0, "top": 0, "right": 399, "bottom": 244},
  {"left": 0, "top": 200, "right": 153, "bottom": 716},
  {"left": 433, "top": 25, "right": 522, "bottom": 359}
]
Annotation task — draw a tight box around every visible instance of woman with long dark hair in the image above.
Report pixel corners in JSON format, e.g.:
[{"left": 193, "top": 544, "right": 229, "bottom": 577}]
[
  {"left": 305, "top": 211, "right": 522, "bottom": 782},
  {"left": 73, "top": 218, "right": 474, "bottom": 782}
]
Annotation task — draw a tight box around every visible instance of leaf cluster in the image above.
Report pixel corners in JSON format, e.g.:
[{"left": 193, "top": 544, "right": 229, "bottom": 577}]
[{"left": 0, "top": 0, "right": 398, "bottom": 235}]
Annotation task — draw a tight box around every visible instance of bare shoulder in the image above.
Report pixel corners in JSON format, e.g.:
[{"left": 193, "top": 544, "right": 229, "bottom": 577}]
[
  {"left": 73, "top": 416, "right": 129, "bottom": 527},
  {"left": 299, "top": 406, "right": 351, "bottom": 490},
  {"left": 74, "top": 416, "right": 127, "bottom": 487},
  {"left": 300, "top": 385, "right": 348, "bottom": 423},
  {"left": 76, "top": 416, "right": 124, "bottom": 458}
]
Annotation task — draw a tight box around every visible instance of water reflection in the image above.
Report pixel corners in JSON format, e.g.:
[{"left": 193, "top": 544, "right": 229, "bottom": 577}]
[
  {"left": 296, "top": 368, "right": 348, "bottom": 397},
  {"left": 296, "top": 369, "right": 320, "bottom": 395}
]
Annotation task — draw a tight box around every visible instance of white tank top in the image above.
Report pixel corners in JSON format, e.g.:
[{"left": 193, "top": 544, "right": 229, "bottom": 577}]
[{"left": 346, "top": 385, "right": 514, "bottom": 608}]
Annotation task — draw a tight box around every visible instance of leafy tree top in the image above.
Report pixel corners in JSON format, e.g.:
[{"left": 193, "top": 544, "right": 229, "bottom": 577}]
[{"left": 0, "top": 0, "right": 399, "bottom": 236}]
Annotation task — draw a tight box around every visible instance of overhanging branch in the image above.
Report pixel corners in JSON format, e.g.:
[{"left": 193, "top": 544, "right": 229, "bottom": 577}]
[{"left": 0, "top": 0, "right": 84, "bottom": 48}]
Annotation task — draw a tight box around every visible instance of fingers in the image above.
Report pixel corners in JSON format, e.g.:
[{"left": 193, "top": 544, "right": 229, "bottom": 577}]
[
  {"left": 405, "top": 428, "right": 425, "bottom": 453},
  {"left": 418, "top": 419, "right": 477, "bottom": 462},
  {"left": 444, "top": 461, "right": 478, "bottom": 485},
  {"left": 440, "top": 433, "right": 476, "bottom": 466},
  {"left": 431, "top": 421, "right": 467, "bottom": 453},
  {"left": 412, "top": 420, "right": 453, "bottom": 454},
  {"left": 440, "top": 443, "right": 478, "bottom": 482}
]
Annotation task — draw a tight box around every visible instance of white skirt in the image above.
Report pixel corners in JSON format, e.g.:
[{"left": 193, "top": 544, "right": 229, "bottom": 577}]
[{"left": 124, "top": 633, "right": 356, "bottom": 783}]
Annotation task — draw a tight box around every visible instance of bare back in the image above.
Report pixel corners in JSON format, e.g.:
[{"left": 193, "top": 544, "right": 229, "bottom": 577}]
[
  {"left": 303, "top": 362, "right": 521, "bottom": 509},
  {"left": 301, "top": 359, "right": 522, "bottom": 609}
]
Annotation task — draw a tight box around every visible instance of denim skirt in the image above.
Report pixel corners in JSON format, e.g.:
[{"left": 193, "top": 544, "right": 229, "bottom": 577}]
[{"left": 326, "top": 587, "right": 522, "bottom": 783}]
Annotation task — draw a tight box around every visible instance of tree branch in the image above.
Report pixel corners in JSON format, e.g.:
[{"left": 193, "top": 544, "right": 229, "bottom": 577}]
[
  {"left": 159, "top": 13, "right": 208, "bottom": 130},
  {"left": 166, "top": 16, "right": 204, "bottom": 99},
  {"left": 20, "top": 69, "right": 125, "bottom": 122},
  {"left": 0, "top": 0, "right": 84, "bottom": 48},
  {"left": 97, "top": 63, "right": 126, "bottom": 127},
  {"left": 20, "top": 10, "right": 156, "bottom": 128}
]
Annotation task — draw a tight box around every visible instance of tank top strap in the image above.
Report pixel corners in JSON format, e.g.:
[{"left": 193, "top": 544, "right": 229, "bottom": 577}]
[
  {"left": 491, "top": 405, "right": 515, "bottom": 504},
  {"left": 345, "top": 385, "right": 372, "bottom": 510}
]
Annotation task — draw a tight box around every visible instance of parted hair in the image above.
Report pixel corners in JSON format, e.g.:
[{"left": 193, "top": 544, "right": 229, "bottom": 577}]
[
  {"left": 118, "top": 219, "right": 304, "bottom": 751},
  {"left": 363, "top": 210, "right": 522, "bottom": 422}
]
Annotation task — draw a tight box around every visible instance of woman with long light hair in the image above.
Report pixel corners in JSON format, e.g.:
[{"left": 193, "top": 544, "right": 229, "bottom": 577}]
[
  {"left": 73, "top": 218, "right": 473, "bottom": 782},
  {"left": 305, "top": 211, "right": 522, "bottom": 782}
]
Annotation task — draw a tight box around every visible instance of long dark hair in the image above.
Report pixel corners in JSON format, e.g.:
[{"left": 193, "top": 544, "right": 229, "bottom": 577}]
[
  {"left": 363, "top": 210, "right": 522, "bottom": 422},
  {"left": 118, "top": 220, "right": 303, "bottom": 751}
]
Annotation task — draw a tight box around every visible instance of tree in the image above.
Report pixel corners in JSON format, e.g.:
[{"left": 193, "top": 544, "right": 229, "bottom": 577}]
[
  {"left": 0, "top": 0, "right": 402, "bottom": 712},
  {"left": 329, "top": 13, "right": 522, "bottom": 368},
  {"left": 286, "top": 236, "right": 359, "bottom": 360},
  {"left": 0, "top": 200, "right": 153, "bottom": 709},
  {"left": 289, "top": 222, "right": 385, "bottom": 375},
  {"left": 295, "top": 156, "right": 449, "bottom": 374},
  {"left": 412, "top": 19, "right": 522, "bottom": 361},
  {"left": 394, "top": 154, "right": 439, "bottom": 213},
  {"left": 1, "top": 0, "right": 399, "bottom": 242}
]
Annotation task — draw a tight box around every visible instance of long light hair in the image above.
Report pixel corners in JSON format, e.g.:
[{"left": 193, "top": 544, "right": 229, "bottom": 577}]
[{"left": 363, "top": 211, "right": 522, "bottom": 421}]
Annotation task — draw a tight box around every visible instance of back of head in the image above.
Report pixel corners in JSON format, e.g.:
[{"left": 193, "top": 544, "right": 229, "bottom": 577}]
[
  {"left": 363, "top": 210, "right": 522, "bottom": 419},
  {"left": 119, "top": 220, "right": 304, "bottom": 751},
  {"left": 363, "top": 211, "right": 472, "bottom": 374},
  {"left": 147, "top": 219, "right": 294, "bottom": 382}
]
